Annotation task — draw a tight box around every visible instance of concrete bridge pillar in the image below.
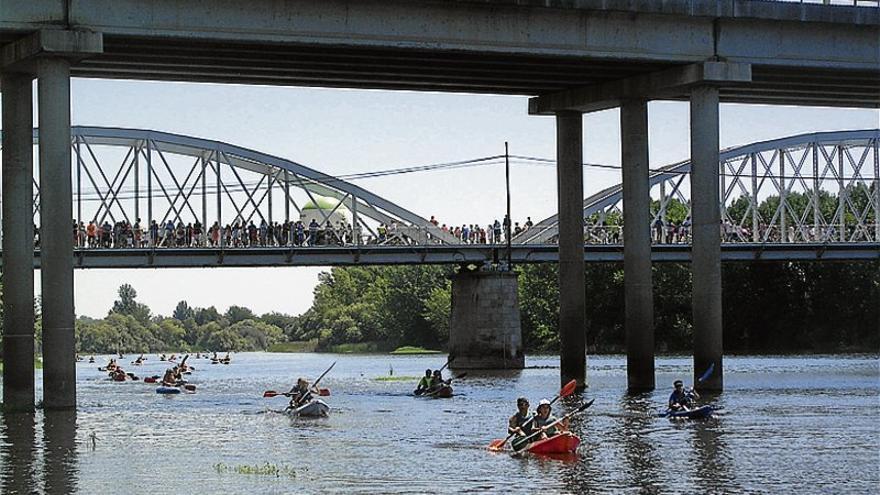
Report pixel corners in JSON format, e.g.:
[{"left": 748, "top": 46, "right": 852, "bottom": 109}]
[
  {"left": 1, "top": 72, "right": 36, "bottom": 412},
  {"left": 556, "top": 111, "right": 587, "bottom": 389},
  {"left": 449, "top": 270, "right": 523, "bottom": 369},
  {"left": 38, "top": 57, "right": 77, "bottom": 409},
  {"left": 690, "top": 86, "right": 723, "bottom": 391},
  {"left": 621, "top": 99, "right": 655, "bottom": 391}
]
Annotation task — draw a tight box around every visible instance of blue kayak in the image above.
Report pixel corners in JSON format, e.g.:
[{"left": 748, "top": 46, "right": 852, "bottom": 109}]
[
  {"left": 664, "top": 405, "right": 713, "bottom": 419},
  {"left": 156, "top": 386, "right": 181, "bottom": 395}
]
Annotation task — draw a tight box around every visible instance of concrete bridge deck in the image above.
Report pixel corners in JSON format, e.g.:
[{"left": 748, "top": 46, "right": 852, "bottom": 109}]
[{"left": 1, "top": 0, "right": 877, "bottom": 107}]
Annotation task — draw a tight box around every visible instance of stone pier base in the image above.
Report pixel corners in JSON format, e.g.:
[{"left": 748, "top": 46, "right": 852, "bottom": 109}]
[{"left": 449, "top": 270, "right": 524, "bottom": 369}]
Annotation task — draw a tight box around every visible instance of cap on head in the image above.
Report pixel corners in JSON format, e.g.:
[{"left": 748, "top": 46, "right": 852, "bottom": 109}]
[
  {"left": 538, "top": 399, "right": 551, "bottom": 407},
  {"left": 674, "top": 380, "right": 683, "bottom": 387},
  {"left": 516, "top": 396, "right": 529, "bottom": 406},
  {"left": 425, "top": 369, "right": 432, "bottom": 375}
]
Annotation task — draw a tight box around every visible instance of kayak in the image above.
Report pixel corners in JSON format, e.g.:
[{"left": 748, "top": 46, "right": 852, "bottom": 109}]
[
  {"left": 156, "top": 386, "right": 181, "bottom": 394},
  {"left": 418, "top": 385, "right": 453, "bottom": 398},
  {"left": 665, "top": 405, "right": 714, "bottom": 419},
  {"left": 517, "top": 432, "right": 581, "bottom": 455},
  {"left": 287, "top": 399, "right": 330, "bottom": 418}
]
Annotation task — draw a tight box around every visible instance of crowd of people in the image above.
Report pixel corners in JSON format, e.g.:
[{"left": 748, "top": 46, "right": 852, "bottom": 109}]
[
  {"left": 27, "top": 214, "right": 868, "bottom": 250},
  {"left": 64, "top": 218, "right": 361, "bottom": 249}
]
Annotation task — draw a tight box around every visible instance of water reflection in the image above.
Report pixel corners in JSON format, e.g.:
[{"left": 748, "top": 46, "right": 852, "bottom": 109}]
[
  {"left": 43, "top": 410, "right": 78, "bottom": 495},
  {"left": 686, "top": 393, "right": 735, "bottom": 492},
  {"left": 619, "top": 392, "right": 662, "bottom": 492},
  {"left": 1, "top": 411, "right": 38, "bottom": 494}
]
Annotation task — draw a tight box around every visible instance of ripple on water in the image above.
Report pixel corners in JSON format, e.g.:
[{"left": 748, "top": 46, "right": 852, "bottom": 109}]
[{"left": 0, "top": 353, "right": 877, "bottom": 494}]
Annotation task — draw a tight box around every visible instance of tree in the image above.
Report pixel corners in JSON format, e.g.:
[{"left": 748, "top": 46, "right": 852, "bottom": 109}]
[
  {"left": 173, "top": 301, "right": 195, "bottom": 322},
  {"left": 225, "top": 305, "right": 255, "bottom": 324},
  {"left": 110, "top": 284, "right": 151, "bottom": 323}
]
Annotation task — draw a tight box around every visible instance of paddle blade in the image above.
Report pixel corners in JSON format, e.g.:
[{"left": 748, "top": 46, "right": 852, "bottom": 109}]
[
  {"left": 318, "top": 388, "right": 330, "bottom": 397},
  {"left": 263, "top": 390, "right": 279, "bottom": 398},
  {"left": 183, "top": 384, "right": 196, "bottom": 392},
  {"left": 560, "top": 379, "right": 578, "bottom": 398},
  {"left": 698, "top": 363, "right": 715, "bottom": 383},
  {"left": 487, "top": 439, "right": 506, "bottom": 451},
  {"left": 580, "top": 398, "right": 596, "bottom": 412}
]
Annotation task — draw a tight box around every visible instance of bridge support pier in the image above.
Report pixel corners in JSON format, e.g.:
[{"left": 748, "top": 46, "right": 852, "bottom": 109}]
[
  {"left": 38, "top": 58, "right": 77, "bottom": 409},
  {"left": 1, "top": 72, "right": 36, "bottom": 412},
  {"left": 621, "top": 99, "right": 655, "bottom": 391},
  {"left": 449, "top": 270, "right": 523, "bottom": 369},
  {"left": 690, "top": 86, "right": 723, "bottom": 391},
  {"left": 556, "top": 111, "right": 587, "bottom": 389}
]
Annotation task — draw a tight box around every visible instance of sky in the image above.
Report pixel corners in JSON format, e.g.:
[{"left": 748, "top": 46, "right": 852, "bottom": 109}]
[{"left": 2, "top": 78, "right": 877, "bottom": 318}]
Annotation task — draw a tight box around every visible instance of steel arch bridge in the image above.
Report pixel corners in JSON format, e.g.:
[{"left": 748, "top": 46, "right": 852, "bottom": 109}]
[
  {"left": 516, "top": 129, "right": 880, "bottom": 247},
  {"left": 12, "top": 126, "right": 459, "bottom": 245},
  {"left": 0, "top": 127, "right": 877, "bottom": 268}
]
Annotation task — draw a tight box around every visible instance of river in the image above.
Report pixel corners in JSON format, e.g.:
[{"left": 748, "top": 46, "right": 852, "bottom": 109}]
[{"left": 1, "top": 353, "right": 878, "bottom": 494}]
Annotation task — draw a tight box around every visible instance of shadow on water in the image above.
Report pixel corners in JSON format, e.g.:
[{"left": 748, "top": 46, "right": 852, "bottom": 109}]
[
  {"left": 1, "top": 411, "right": 37, "bottom": 494},
  {"left": 43, "top": 410, "right": 79, "bottom": 495}
]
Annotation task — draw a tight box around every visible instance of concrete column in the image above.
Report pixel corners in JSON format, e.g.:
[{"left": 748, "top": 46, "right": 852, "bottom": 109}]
[
  {"left": 621, "top": 99, "right": 655, "bottom": 391},
  {"left": 1, "top": 72, "right": 36, "bottom": 412},
  {"left": 556, "top": 111, "right": 586, "bottom": 389},
  {"left": 689, "top": 86, "right": 723, "bottom": 391},
  {"left": 37, "top": 57, "right": 77, "bottom": 409},
  {"left": 448, "top": 270, "right": 523, "bottom": 369}
]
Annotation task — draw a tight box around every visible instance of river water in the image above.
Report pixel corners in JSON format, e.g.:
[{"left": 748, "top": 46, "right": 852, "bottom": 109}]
[{"left": 1, "top": 353, "right": 878, "bottom": 494}]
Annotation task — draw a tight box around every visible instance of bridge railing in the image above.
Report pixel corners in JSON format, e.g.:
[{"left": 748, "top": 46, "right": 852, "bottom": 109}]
[{"left": 33, "top": 220, "right": 878, "bottom": 251}]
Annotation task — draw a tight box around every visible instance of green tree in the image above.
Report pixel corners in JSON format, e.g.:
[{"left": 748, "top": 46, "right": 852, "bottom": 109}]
[
  {"left": 110, "top": 284, "right": 151, "bottom": 323},
  {"left": 173, "top": 301, "right": 195, "bottom": 322}
]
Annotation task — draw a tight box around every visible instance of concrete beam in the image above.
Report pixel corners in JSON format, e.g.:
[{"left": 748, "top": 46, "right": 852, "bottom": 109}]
[
  {"left": 529, "top": 62, "right": 752, "bottom": 115},
  {"left": 1, "top": 29, "right": 102, "bottom": 73}
]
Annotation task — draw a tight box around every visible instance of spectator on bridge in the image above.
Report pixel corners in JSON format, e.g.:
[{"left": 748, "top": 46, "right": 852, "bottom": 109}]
[
  {"left": 87, "top": 221, "right": 97, "bottom": 248},
  {"left": 308, "top": 219, "right": 319, "bottom": 245},
  {"left": 259, "top": 220, "right": 268, "bottom": 246},
  {"left": 653, "top": 217, "right": 664, "bottom": 243},
  {"left": 525, "top": 217, "right": 533, "bottom": 230}
]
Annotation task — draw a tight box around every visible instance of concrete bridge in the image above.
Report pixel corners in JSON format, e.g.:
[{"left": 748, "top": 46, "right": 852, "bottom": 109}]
[{"left": 1, "top": 0, "right": 878, "bottom": 410}]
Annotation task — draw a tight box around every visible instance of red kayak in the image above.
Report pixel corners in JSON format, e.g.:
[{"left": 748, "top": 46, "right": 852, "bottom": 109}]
[{"left": 525, "top": 432, "right": 580, "bottom": 455}]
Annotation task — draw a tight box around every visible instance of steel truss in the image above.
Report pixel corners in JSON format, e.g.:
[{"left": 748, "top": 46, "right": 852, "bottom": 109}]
[
  {"left": 517, "top": 130, "right": 880, "bottom": 245},
  {"left": 2, "top": 126, "right": 458, "bottom": 247}
]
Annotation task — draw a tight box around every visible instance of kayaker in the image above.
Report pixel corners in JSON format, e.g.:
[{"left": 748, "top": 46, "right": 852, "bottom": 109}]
[
  {"left": 161, "top": 366, "right": 179, "bottom": 386},
  {"left": 668, "top": 380, "right": 699, "bottom": 411},
  {"left": 427, "top": 369, "right": 445, "bottom": 393},
  {"left": 414, "top": 369, "right": 432, "bottom": 395},
  {"left": 508, "top": 397, "right": 536, "bottom": 445},
  {"left": 104, "top": 358, "right": 118, "bottom": 371},
  {"left": 288, "top": 378, "right": 315, "bottom": 407},
  {"left": 533, "top": 399, "right": 568, "bottom": 439}
]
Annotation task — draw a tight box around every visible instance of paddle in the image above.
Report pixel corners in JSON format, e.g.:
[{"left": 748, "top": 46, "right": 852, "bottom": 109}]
[
  {"left": 289, "top": 361, "right": 337, "bottom": 408},
  {"left": 437, "top": 353, "right": 455, "bottom": 373},
  {"left": 488, "top": 379, "right": 578, "bottom": 452},
  {"left": 263, "top": 388, "right": 330, "bottom": 398},
  {"left": 512, "top": 398, "right": 596, "bottom": 451}
]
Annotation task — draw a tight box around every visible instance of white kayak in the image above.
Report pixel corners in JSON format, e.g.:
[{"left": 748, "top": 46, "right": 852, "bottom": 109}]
[{"left": 286, "top": 399, "right": 330, "bottom": 418}]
